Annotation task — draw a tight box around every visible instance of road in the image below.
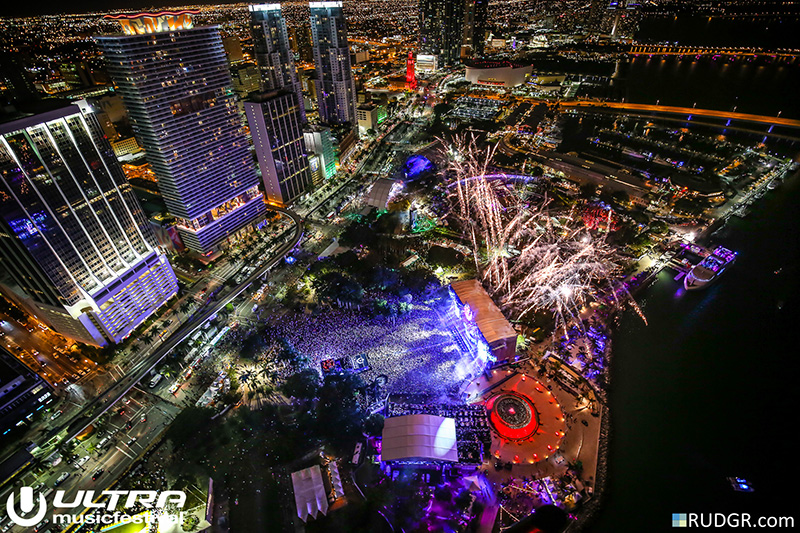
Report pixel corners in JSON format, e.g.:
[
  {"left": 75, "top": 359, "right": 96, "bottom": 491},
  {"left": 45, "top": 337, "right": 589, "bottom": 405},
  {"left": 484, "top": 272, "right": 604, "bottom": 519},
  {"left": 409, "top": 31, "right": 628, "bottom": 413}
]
[
  {"left": 48, "top": 207, "right": 303, "bottom": 446},
  {"left": 2, "top": 390, "right": 179, "bottom": 533},
  {"left": 558, "top": 100, "right": 800, "bottom": 128}
]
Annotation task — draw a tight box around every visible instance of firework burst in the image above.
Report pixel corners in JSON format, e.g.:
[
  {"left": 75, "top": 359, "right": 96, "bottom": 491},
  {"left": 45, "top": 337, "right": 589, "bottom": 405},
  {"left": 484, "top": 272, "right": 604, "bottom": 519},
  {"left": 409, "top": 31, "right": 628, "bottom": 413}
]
[{"left": 445, "top": 136, "right": 639, "bottom": 334}]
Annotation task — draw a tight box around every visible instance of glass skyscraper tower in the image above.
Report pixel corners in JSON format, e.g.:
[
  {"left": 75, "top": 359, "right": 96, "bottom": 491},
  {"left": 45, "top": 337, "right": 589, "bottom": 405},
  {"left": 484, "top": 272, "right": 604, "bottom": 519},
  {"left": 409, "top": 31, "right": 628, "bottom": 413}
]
[
  {"left": 245, "top": 4, "right": 312, "bottom": 206},
  {"left": 0, "top": 100, "right": 178, "bottom": 346},
  {"left": 96, "top": 11, "right": 267, "bottom": 253},
  {"left": 249, "top": 4, "right": 306, "bottom": 122},
  {"left": 418, "top": 0, "right": 466, "bottom": 69},
  {"left": 309, "top": 1, "right": 357, "bottom": 125}
]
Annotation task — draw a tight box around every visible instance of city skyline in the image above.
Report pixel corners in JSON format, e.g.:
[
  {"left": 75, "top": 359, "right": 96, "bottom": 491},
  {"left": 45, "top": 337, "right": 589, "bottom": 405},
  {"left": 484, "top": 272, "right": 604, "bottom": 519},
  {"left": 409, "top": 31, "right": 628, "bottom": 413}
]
[{"left": 0, "top": 2, "right": 797, "bottom": 532}]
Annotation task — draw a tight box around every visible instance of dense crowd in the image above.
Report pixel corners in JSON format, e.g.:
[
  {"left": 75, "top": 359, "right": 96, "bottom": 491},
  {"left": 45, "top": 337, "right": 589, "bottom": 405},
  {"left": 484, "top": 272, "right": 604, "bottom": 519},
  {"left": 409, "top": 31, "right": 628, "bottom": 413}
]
[{"left": 269, "top": 298, "right": 476, "bottom": 397}]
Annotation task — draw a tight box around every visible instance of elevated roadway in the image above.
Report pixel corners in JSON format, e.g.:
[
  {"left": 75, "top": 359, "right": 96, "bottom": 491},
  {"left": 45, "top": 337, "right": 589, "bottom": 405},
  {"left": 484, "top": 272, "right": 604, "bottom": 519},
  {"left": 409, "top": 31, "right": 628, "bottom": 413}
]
[{"left": 559, "top": 101, "right": 800, "bottom": 128}]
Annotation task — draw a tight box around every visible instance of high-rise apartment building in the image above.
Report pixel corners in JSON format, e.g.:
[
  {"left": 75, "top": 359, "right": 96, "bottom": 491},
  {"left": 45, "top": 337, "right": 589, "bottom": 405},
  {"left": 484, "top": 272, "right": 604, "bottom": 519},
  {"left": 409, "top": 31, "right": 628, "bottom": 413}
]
[
  {"left": 249, "top": 4, "right": 306, "bottom": 122},
  {"left": 462, "top": 0, "right": 488, "bottom": 58},
  {"left": 96, "top": 10, "right": 267, "bottom": 253},
  {"left": 230, "top": 62, "right": 262, "bottom": 100},
  {"left": 245, "top": 90, "right": 311, "bottom": 206},
  {"left": 309, "top": 1, "right": 357, "bottom": 125},
  {"left": 303, "top": 126, "right": 336, "bottom": 183},
  {"left": 418, "top": 0, "right": 465, "bottom": 69},
  {"left": 0, "top": 100, "right": 178, "bottom": 346}
]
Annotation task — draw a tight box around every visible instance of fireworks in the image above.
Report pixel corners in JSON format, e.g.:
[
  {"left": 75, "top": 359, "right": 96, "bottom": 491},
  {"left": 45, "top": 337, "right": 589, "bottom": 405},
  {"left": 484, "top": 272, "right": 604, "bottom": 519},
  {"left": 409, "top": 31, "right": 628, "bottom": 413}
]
[{"left": 445, "top": 136, "right": 634, "bottom": 334}]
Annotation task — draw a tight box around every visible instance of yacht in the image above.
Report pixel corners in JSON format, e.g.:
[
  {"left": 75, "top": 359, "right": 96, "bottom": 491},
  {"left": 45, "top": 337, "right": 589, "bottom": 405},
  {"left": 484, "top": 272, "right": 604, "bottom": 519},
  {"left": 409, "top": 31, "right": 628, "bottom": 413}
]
[{"left": 684, "top": 246, "right": 737, "bottom": 290}]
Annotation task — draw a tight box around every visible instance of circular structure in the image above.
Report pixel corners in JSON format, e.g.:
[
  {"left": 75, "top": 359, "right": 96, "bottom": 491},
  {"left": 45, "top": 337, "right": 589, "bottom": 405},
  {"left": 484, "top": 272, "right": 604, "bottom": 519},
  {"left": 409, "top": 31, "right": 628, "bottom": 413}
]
[
  {"left": 402, "top": 154, "right": 436, "bottom": 181},
  {"left": 487, "top": 391, "right": 540, "bottom": 441}
]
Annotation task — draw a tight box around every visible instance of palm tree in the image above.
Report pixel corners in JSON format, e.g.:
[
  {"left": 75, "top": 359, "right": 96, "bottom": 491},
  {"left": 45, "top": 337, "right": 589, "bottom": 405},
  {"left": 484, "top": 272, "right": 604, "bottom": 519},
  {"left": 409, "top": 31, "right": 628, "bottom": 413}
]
[{"left": 238, "top": 368, "right": 253, "bottom": 385}]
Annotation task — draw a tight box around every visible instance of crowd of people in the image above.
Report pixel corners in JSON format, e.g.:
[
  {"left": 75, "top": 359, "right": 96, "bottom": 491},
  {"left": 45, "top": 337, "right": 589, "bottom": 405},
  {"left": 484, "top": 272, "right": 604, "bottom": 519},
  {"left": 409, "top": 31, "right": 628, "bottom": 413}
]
[{"left": 268, "top": 299, "right": 477, "bottom": 396}]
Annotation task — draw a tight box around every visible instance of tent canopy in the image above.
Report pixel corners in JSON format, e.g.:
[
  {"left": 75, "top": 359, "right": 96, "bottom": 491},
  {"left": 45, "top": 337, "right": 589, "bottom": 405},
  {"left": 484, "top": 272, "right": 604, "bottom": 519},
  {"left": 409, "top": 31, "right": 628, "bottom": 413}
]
[
  {"left": 291, "top": 465, "right": 328, "bottom": 522},
  {"left": 382, "top": 414, "right": 458, "bottom": 462}
]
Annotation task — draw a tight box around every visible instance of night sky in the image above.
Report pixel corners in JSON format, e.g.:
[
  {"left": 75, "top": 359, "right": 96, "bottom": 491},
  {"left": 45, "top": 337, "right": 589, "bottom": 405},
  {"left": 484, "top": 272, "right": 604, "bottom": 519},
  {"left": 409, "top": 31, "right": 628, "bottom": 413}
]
[{"left": 1, "top": 0, "right": 235, "bottom": 18}]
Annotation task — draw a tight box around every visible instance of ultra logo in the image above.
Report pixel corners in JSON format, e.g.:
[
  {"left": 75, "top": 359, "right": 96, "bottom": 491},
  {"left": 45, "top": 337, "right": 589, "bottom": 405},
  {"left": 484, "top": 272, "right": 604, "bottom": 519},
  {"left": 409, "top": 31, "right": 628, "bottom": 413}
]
[
  {"left": 6, "top": 487, "right": 48, "bottom": 527},
  {"left": 5, "top": 488, "right": 186, "bottom": 527}
]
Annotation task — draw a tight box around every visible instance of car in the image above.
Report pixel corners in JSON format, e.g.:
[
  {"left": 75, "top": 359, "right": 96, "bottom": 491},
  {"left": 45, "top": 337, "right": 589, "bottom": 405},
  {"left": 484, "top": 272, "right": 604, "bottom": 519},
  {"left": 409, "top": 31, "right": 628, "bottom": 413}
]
[
  {"left": 125, "top": 420, "right": 133, "bottom": 430},
  {"left": 50, "top": 410, "right": 63, "bottom": 421},
  {"left": 92, "top": 469, "right": 104, "bottom": 481},
  {"left": 140, "top": 415, "right": 147, "bottom": 423},
  {"left": 123, "top": 397, "right": 131, "bottom": 404},
  {"left": 34, "top": 519, "right": 49, "bottom": 532},
  {"left": 54, "top": 472, "right": 70, "bottom": 486},
  {"left": 127, "top": 437, "right": 137, "bottom": 446},
  {"left": 117, "top": 408, "right": 125, "bottom": 416},
  {"left": 74, "top": 455, "right": 90, "bottom": 468}
]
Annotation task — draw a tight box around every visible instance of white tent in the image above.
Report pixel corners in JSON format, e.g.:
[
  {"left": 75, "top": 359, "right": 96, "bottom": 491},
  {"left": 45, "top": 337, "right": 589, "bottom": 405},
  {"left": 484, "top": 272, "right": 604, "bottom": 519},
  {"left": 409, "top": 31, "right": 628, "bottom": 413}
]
[
  {"left": 329, "top": 461, "right": 345, "bottom": 499},
  {"left": 381, "top": 414, "right": 458, "bottom": 462},
  {"left": 291, "top": 465, "right": 329, "bottom": 522},
  {"left": 365, "top": 178, "right": 397, "bottom": 209}
]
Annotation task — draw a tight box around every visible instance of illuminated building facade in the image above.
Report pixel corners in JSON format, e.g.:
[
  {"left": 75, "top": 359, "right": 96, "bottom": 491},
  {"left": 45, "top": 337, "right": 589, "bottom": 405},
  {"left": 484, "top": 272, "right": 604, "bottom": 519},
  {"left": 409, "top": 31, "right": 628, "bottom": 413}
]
[
  {"left": 462, "top": 0, "right": 488, "bottom": 58},
  {"left": 249, "top": 4, "right": 306, "bottom": 122},
  {"left": 0, "top": 101, "right": 178, "bottom": 346},
  {"left": 418, "top": 0, "right": 465, "bottom": 69},
  {"left": 406, "top": 51, "right": 417, "bottom": 89},
  {"left": 1, "top": 347, "right": 55, "bottom": 442},
  {"left": 245, "top": 90, "right": 311, "bottom": 206},
  {"left": 309, "top": 1, "right": 357, "bottom": 125},
  {"left": 304, "top": 126, "right": 336, "bottom": 182},
  {"left": 96, "top": 11, "right": 267, "bottom": 252}
]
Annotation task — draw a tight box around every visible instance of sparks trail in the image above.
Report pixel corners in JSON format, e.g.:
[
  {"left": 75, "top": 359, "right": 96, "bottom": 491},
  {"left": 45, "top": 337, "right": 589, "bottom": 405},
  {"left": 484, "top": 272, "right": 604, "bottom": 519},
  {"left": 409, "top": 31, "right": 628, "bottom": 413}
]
[{"left": 443, "top": 135, "right": 644, "bottom": 335}]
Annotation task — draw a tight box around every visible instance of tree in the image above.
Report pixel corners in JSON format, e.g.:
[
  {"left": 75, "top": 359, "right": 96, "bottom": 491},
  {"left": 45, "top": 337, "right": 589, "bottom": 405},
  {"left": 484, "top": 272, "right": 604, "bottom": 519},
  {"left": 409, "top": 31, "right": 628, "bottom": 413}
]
[
  {"left": 611, "top": 190, "right": 630, "bottom": 207},
  {"left": 648, "top": 220, "right": 669, "bottom": 235},
  {"left": 282, "top": 369, "right": 320, "bottom": 400},
  {"left": 165, "top": 407, "right": 214, "bottom": 449},
  {"left": 363, "top": 414, "right": 384, "bottom": 437},
  {"left": 579, "top": 183, "right": 597, "bottom": 199},
  {"left": 433, "top": 103, "right": 452, "bottom": 118}
]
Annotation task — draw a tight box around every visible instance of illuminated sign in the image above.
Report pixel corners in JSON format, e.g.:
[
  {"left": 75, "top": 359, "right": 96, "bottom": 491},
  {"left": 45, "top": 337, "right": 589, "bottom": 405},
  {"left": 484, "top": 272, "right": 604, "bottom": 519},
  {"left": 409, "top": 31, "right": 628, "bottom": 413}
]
[{"left": 104, "top": 10, "right": 199, "bottom": 35}]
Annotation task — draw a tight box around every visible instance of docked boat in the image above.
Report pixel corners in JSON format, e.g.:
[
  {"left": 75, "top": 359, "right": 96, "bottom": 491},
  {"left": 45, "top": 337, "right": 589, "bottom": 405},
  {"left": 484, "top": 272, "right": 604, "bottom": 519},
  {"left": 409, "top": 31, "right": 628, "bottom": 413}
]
[
  {"left": 684, "top": 246, "right": 737, "bottom": 290},
  {"left": 728, "top": 477, "right": 754, "bottom": 493}
]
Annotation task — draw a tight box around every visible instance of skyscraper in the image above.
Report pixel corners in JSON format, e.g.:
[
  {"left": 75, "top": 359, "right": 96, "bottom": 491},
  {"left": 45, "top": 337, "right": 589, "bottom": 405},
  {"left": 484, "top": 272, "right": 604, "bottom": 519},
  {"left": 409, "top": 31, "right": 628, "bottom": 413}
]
[
  {"left": 418, "top": 0, "right": 465, "bottom": 70},
  {"left": 462, "top": 0, "right": 488, "bottom": 58},
  {"left": 303, "top": 126, "right": 336, "bottom": 183},
  {"left": 96, "top": 10, "right": 267, "bottom": 253},
  {"left": 0, "top": 100, "right": 178, "bottom": 347},
  {"left": 309, "top": 1, "right": 357, "bottom": 125},
  {"left": 245, "top": 90, "right": 311, "bottom": 206},
  {"left": 249, "top": 4, "right": 306, "bottom": 122}
]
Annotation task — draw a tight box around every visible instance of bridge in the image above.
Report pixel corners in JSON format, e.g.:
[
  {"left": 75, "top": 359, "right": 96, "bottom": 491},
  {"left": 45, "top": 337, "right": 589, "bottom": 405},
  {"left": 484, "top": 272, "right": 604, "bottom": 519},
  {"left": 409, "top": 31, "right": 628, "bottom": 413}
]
[
  {"left": 629, "top": 44, "right": 799, "bottom": 62},
  {"left": 559, "top": 101, "right": 800, "bottom": 129}
]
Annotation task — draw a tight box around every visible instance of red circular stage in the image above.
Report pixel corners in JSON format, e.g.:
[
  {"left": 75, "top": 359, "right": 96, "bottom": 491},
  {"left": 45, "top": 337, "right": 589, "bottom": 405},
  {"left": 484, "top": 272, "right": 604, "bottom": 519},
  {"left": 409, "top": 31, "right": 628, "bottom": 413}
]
[{"left": 486, "top": 391, "right": 540, "bottom": 441}]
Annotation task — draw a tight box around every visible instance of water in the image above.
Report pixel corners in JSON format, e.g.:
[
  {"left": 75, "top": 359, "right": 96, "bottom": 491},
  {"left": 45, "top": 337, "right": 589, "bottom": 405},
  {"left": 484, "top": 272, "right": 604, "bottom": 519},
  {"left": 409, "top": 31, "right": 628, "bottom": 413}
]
[
  {"left": 591, "top": 172, "right": 799, "bottom": 531},
  {"left": 636, "top": 15, "right": 800, "bottom": 49},
  {"left": 607, "top": 15, "right": 800, "bottom": 119},
  {"left": 611, "top": 57, "right": 800, "bottom": 119}
]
